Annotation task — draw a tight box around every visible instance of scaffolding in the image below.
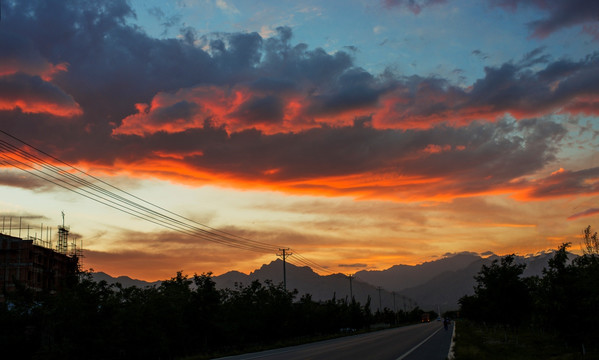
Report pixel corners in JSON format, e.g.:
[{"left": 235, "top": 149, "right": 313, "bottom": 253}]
[
  {"left": 0, "top": 215, "right": 82, "bottom": 260},
  {"left": 1, "top": 214, "right": 81, "bottom": 298},
  {"left": 57, "top": 225, "right": 69, "bottom": 255}
]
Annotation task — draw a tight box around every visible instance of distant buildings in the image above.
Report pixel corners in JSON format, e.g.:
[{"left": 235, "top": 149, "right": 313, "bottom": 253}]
[{"left": 0, "top": 223, "right": 80, "bottom": 300}]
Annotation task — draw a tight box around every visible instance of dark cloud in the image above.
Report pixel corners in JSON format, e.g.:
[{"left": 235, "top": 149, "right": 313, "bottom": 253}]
[
  {"left": 306, "top": 68, "right": 389, "bottom": 116},
  {"left": 567, "top": 208, "right": 599, "bottom": 221},
  {"left": 383, "top": 0, "right": 447, "bottom": 14},
  {"left": 0, "top": 32, "right": 63, "bottom": 77},
  {"left": 0, "top": 211, "right": 48, "bottom": 222},
  {"left": 525, "top": 167, "right": 599, "bottom": 199},
  {"left": 518, "top": 47, "right": 551, "bottom": 68},
  {"left": 2, "top": 0, "right": 218, "bottom": 125},
  {"left": 374, "top": 52, "right": 597, "bottom": 126},
  {"left": 390, "top": 118, "right": 567, "bottom": 197},
  {"left": 0, "top": 169, "right": 57, "bottom": 191},
  {"left": 0, "top": 73, "right": 81, "bottom": 116},
  {"left": 368, "top": 50, "right": 592, "bottom": 128},
  {"left": 250, "top": 77, "right": 298, "bottom": 94},
  {"left": 229, "top": 96, "right": 285, "bottom": 125},
  {"left": 489, "top": 0, "right": 599, "bottom": 39},
  {"left": 339, "top": 263, "right": 368, "bottom": 268},
  {"left": 442, "top": 251, "right": 479, "bottom": 257},
  {"left": 261, "top": 28, "right": 353, "bottom": 87},
  {"left": 471, "top": 50, "right": 489, "bottom": 60},
  {"left": 0, "top": 0, "right": 595, "bottom": 203},
  {"left": 455, "top": 51, "right": 599, "bottom": 120},
  {"left": 153, "top": 101, "right": 200, "bottom": 124},
  {"left": 207, "top": 32, "right": 264, "bottom": 75},
  {"left": 108, "top": 117, "right": 567, "bottom": 200}
]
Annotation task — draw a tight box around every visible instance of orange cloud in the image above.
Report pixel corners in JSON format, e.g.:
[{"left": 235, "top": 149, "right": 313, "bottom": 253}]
[
  {"left": 0, "top": 98, "right": 81, "bottom": 117},
  {"left": 0, "top": 44, "right": 79, "bottom": 117},
  {"left": 0, "top": 70, "right": 81, "bottom": 117},
  {"left": 103, "top": 117, "right": 571, "bottom": 204},
  {"left": 97, "top": 156, "right": 525, "bottom": 204},
  {"left": 114, "top": 85, "right": 315, "bottom": 136},
  {"left": 567, "top": 208, "right": 599, "bottom": 220},
  {"left": 515, "top": 167, "right": 599, "bottom": 200},
  {"left": 114, "top": 87, "right": 225, "bottom": 136}
]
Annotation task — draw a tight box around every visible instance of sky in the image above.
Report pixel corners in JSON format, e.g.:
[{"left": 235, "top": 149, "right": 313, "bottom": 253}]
[{"left": 0, "top": 0, "right": 598, "bottom": 281}]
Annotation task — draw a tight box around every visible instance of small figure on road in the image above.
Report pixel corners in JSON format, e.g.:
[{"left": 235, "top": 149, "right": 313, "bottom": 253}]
[{"left": 443, "top": 317, "right": 449, "bottom": 331}]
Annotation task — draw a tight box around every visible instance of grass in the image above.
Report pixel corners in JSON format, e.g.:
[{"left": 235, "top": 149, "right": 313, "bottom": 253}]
[{"left": 453, "top": 320, "right": 599, "bottom": 360}]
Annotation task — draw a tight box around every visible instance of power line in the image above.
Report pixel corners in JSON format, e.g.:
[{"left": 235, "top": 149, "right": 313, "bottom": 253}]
[
  {"left": 2, "top": 140, "right": 284, "bottom": 252},
  {"left": 287, "top": 253, "right": 334, "bottom": 274},
  {"left": 0, "top": 146, "right": 272, "bottom": 252},
  {"left": 0, "top": 129, "right": 332, "bottom": 272},
  {"left": 0, "top": 133, "right": 278, "bottom": 252},
  {"left": 1, "top": 130, "right": 281, "bottom": 252},
  {"left": 0, "top": 152, "right": 267, "bottom": 252}
]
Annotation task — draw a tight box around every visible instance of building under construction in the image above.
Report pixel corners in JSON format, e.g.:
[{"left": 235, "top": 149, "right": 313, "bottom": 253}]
[{"left": 0, "top": 217, "right": 81, "bottom": 300}]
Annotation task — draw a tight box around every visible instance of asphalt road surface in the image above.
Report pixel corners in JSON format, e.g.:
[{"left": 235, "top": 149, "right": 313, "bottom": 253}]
[{"left": 214, "top": 322, "right": 454, "bottom": 360}]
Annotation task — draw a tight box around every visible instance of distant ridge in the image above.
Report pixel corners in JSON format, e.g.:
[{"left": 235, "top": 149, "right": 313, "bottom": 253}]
[
  {"left": 92, "top": 271, "right": 161, "bottom": 288},
  {"left": 354, "top": 252, "right": 481, "bottom": 291},
  {"left": 397, "top": 251, "right": 565, "bottom": 311},
  {"left": 93, "top": 251, "right": 568, "bottom": 312},
  {"left": 212, "top": 259, "right": 411, "bottom": 311}
]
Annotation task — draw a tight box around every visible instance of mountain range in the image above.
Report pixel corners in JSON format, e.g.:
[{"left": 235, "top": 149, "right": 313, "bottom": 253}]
[{"left": 92, "top": 251, "right": 561, "bottom": 312}]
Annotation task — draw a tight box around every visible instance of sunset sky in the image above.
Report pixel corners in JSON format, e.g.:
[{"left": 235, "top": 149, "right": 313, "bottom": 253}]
[{"left": 1, "top": 0, "right": 598, "bottom": 281}]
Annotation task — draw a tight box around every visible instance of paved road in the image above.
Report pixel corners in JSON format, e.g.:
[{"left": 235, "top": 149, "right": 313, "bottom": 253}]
[{"left": 214, "top": 322, "right": 454, "bottom": 360}]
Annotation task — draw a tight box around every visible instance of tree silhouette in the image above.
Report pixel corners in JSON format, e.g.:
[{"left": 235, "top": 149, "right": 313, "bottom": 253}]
[
  {"left": 460, "top": 237, "right": 599, "bottom": 354},
  {"left": 536, "top": 242, "right": 599, "bottom": 350},
  {"left": 582, "top": 225, "right": 599, "bottom": 255},
  {"left": 459, "top": 254, "right": 532, "bottom": 328}
]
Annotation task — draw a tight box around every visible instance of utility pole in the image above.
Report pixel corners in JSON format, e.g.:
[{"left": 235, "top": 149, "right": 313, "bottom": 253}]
[
  {"left": 347, "top": 274, "right": 354, "bottom": 301},
  {"left": 277, "top": 248, "right": 292, "bottom": 291},
  {"left": 377, "top": 286, "right": 383, "bottom": 312}
]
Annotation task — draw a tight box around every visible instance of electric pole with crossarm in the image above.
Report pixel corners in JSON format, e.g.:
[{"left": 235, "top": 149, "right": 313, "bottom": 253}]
[{"left": 277, "top": 248, "right": 292, "bottom": 291}]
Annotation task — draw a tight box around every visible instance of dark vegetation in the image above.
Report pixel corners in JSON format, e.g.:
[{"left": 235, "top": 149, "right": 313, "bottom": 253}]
[
  {"left": 9, "top": 227, "right": 595, "bottom": 360},
  {"left": 1, "top": 270, "right": 428, "bottom": 359},
  {"left": 457, "top": 226, "right": 599, "bottom": 359}
]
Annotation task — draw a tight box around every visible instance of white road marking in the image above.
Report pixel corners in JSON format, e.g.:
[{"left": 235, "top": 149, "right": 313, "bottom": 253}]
[{"left": 395, "top": 326, "right": 443, "bottom": 360}]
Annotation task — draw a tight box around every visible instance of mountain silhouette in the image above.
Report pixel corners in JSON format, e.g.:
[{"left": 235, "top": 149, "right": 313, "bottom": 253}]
[
  {"left": 213, "top": 259, "right": 410, "bottom": 312},
  {"left": 354, "top": 252, "right": 481, "bottom": 291},
  {"left": 92, "top": 271, "right": 161, "bottom": 288},
  {"left": 93, "top": 251, "right": 565, "bottom": 312}
]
